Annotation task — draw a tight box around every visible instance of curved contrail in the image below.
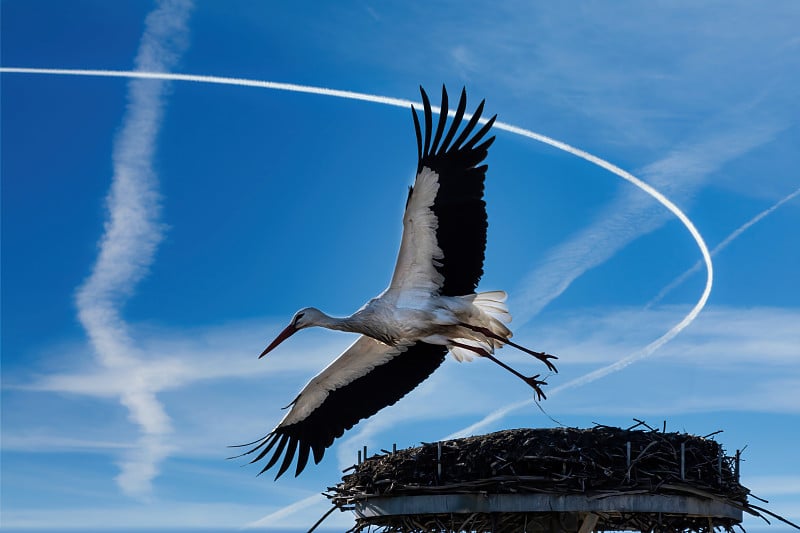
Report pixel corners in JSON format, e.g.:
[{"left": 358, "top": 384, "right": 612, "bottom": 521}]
[{"left": 1, "top": 66, "right": 713, "bottom": 436}]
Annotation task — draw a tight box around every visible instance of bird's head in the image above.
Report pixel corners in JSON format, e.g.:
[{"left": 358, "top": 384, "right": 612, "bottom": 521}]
[{"left": 259, "top": 307, "right": 323, "bottom": 358}]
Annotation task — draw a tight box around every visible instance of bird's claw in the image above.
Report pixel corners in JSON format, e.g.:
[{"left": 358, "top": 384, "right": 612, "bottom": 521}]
[
  {"left": 537, "top": 352, "right": 559, "bottom": 373},
  {"left": 520, "top": 346, "right": 558, "bottom": 373},
  {"left": 524, "top": 374, "right": 548, "bottom": 401}
]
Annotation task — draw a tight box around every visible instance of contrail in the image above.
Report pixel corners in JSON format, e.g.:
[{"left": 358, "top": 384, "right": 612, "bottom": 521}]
[
  {"left": 647, "top": 186, "right": 800, "bottom": 308},
  {"left": 0, "top": 68, "right": 713, "bottom": 316},
  {"left": 0, "top": 67, "right": 417, "bottom": 107},
  {"left": 44, "top": 2, "right": 193, "bottom": 498},
  {"left": 2, "top": 66, "right": 713, "bottom": 466}
]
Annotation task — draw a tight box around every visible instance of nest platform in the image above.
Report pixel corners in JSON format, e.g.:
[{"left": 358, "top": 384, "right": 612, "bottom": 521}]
[{"left": 326, "top": 425, "right": 761, "bottom": 533}]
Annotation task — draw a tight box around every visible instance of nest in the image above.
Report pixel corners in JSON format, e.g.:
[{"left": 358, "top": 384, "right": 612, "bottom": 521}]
[{"left": 324, "top": 424, "right": 787, "bottom": 533}]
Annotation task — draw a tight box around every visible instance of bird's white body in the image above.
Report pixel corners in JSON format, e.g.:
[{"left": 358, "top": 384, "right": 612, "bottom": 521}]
[
  {"left": 296, "top": 287, "right": 511, "bottom": 362},
  {"left": 238, "top": 87, "right": 557, "bottom": 479}
]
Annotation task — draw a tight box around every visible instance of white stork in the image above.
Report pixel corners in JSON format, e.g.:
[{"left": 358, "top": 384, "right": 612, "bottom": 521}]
[{"left": 237, "top": 86, "right": 557, "bottom": 479}]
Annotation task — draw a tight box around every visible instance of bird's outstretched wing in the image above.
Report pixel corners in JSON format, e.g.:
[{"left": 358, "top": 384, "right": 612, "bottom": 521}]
[
  {"left": 389, "top": 86, "right": 496, "bottom": 297},
  {"left": 237, "top": 336, "right": 447, "bottom": 478}
]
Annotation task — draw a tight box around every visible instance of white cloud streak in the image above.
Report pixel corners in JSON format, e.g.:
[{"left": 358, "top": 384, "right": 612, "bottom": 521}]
[
  {"left": 69, "top": 0, "right": 193, "bottom": 498},
  {"left": 647, "top": 186, "right": 800, "bottom": 307}
]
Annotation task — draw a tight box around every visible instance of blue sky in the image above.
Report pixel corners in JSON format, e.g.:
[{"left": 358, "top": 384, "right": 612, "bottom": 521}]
[{"left": 2, "top": 1, "right": 799, "bottom": 530}]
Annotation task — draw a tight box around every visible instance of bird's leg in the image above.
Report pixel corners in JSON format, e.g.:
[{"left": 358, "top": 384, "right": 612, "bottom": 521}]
[
  {"left": 484, "top": 354, "right": 548, "bottom": 402},
  {"left": 460, "top": 323, "right": 558, "bottom": 373},
  {"left": 450, "top": 341, "right": 548, "bottom": 401}
]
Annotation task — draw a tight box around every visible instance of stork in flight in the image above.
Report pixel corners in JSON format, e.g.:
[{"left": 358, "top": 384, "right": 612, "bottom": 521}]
[{"left": 238, "top": 86, "right": 558, "bottom": 479}]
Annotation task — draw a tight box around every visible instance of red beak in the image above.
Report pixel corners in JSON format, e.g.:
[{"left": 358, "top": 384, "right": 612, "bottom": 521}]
[{"left": 259, "top": 324, "right": 298, "bottom": 358}]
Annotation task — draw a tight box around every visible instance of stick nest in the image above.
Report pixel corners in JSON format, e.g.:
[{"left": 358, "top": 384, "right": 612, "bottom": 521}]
[{"left": 325, "top": 425, "right": 773, "bottom": 532}]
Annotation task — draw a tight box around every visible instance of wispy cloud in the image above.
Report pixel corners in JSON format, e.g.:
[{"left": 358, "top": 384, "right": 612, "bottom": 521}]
[
  {"left": 511, "top": 120, "right": 783, "bottom": 326},
  {"left": 72, "top": 0, "right": 193, "bottom": 498},
  {"left": 1, "top": 501, "right": 276, "bottom": 530},
  {"left": 9, "top": 306, "right": 798, "bottom": 448},
  {"left": 448, "top": 305, "right": 800, "bottom": 437},
  {"left": 747, "top": 475, "right": 800, "bottom": 497},
  {"left": 427, "top": 4, "right": 799, "bottom": 150},
  {"left": 8, "top": 322, "right": 346, "bottom": 461},
  {"left": 0, "top": 435, "right": 135, "bottom": 453},
  {"left": 4, "top": 304, "right": 796, "bottom": 532},
  {"left": 330, "top": 301, "right": 800, "bottom": 459},
  {"left": 243, "top": 492, "right": 350, "bottom": 530}
]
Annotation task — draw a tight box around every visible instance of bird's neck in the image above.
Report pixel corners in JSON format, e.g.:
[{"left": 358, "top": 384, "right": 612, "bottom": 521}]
[
  {"left": 314, "top": 312, "right": 358, "bottom": 333},
  {"left": 314, "top": 308, "right": 396, "bottom": 345}
]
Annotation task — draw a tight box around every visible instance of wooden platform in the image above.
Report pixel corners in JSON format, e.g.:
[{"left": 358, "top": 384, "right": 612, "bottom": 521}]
[
  {"left": 353, "top": 492, "right": 742, "bottom": 532},
  {"left": 354, "top": 492, "right": 743, "bottom": 519}
]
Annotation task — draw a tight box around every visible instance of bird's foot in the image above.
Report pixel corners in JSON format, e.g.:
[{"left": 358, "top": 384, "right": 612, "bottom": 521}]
[
  {"left": 524, "top": 374, "right": 548, "bottom": 401},
  {"left": 534, "top": 351, "right": 559, "bottom": 373}
]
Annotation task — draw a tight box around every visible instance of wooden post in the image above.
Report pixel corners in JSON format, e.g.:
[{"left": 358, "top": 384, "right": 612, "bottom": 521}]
[
  {"left": 735, "top": 449, "right": 741, "bottom": 482},
  {"left": 437, "top": 441, "right": 442, "bottom": 481},
  {"left": 680, "top": 442, "right": 686, "bottom": 480},
  {"left": 578, "top": 513, "right": 599, "bottom": 533},
  {"left": 626, "top": 441, "right": 631, "bottom": 482}
]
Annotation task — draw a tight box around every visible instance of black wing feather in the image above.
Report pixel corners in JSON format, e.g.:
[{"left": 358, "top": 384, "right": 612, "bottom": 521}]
[
  {"left": 295, "top": 442, "right": 311, "bottom": 478},
  {"left": 439, "top": 87, "right": 468, "bottom": 153},
  {"left": 259, "top": 434, "right": 288, "bottom": 473},
  {"left": 245, "top": 342, "right": 447, "bottom": 478},
  {"left": 276, "top": 437, "right": 298, "bottom": 479},
  {"left": 471, "top": 136, "right": 496, "bottom": 156},
  {"left": 413, "top": 86, "right": 497, "bottom": 296},
  {"left": 428, "top": 85, "right": 449, "bottom": 155},
  {"left": 412, "top": 104, "right": 423, "bottom": 164},
  {"left": 450, "top": 99, "right": 486, "bottom": 150},
  {"left": 421, "top": 89, "right": 433, "bottom": 158},
  {"left": 463, "top": 115, "right": 497, "bottom": 151}
]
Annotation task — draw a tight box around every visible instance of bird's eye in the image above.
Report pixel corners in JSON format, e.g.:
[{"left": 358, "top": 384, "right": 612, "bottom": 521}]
[{"left": 294, "top": 312, "right": 305, "bottom": 324}]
